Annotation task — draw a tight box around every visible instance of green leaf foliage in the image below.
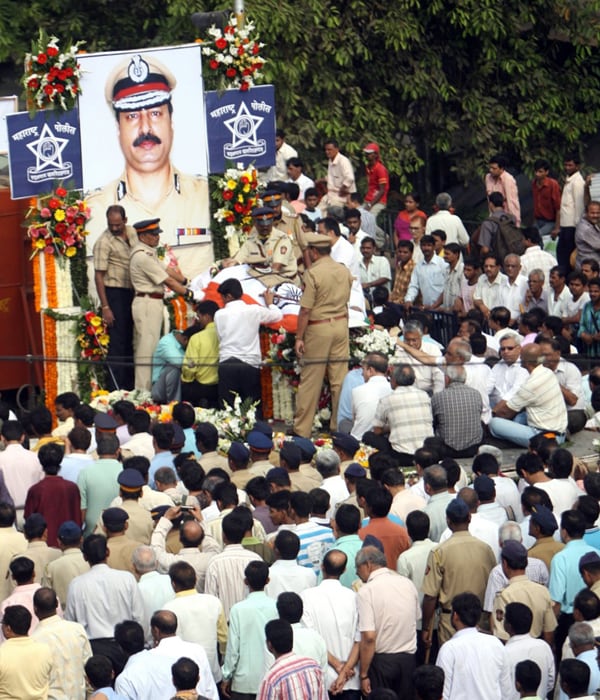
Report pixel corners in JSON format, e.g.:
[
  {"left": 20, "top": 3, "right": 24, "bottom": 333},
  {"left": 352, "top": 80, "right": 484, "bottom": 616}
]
[{"left": 2, "top": 0, "right": 600, "bottom": 193}]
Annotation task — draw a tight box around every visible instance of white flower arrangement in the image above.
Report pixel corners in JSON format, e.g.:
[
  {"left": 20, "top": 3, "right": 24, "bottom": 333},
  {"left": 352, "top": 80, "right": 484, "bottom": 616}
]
[{"left": 353, "top": 327, "right": 397, "bottom": 361}]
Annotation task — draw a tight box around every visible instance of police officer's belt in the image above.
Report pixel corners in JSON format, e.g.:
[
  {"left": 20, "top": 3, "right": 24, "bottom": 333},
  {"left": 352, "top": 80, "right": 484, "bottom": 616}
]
[{"left": 308, "top": 314, "right": 348, "bottom": 325}]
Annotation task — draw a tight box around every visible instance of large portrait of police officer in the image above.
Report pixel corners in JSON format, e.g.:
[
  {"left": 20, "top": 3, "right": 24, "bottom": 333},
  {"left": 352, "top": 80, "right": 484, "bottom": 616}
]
[{"left": 78, "top": 46, "right": 212, "bottom": 271}]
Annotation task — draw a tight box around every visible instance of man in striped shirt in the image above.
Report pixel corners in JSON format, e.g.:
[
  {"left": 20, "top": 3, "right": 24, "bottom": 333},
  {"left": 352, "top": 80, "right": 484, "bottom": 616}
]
[
  {"left": 288, "top": 493, "right": 335, "bottom": 574},
  {"left": 257, "top": 619, "right": 327, "bottom": 700}
]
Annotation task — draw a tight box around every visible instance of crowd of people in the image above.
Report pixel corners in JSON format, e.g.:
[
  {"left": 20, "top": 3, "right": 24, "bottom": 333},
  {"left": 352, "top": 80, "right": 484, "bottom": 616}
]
[{"left": 0, "top": 383, "right": 600, "bottom": 699}]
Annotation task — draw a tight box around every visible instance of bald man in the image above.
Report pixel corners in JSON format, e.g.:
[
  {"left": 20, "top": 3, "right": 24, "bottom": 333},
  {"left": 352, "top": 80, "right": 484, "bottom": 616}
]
[
  {"left": 115, "top": 609, "right": 218, "bottom": 700},
  {"left": 490, "top": 343, "right": 568, "bottom": 447},
  {"left": 150, "top": 506, "right": 219, "bottom": 592},
  {"left": 301, "top": 550, "right": 361, "bottom": 695}
]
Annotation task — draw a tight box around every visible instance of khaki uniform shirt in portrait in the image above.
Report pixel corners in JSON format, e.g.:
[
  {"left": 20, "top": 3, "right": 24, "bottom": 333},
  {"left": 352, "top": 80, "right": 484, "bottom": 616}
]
[
  {"left": 42, "top": 547, "right": 89, "bottom": 609},
  {"left": 92, "top": 225, "right": 138, "bottom": 288},
  {"left": 492, "top": 574, "right": 557, "bottom": 641},
  {"left": 356, "top": 567, "right": 420, "bottom": 654},
  {"left": 299, "top": 464, "right": 322, "bottom": 488},
  {"left": 230, "top": 468, "right": 255, "bottom": 490},
  {"left": 87, "top": 168, "right": 210, "bottom": 242},
  {"left": 129, "top": 242, "right": 169, "bottom": 294},
  {"left": 528, "top": 536, "right": 565, "bottom": 572},
  {"left": 105, "top": 533, "right": 144, "bottom": 577},
  {"left": 422, "top": 531, "right": 497, "bottom": 644},
  {"left": 301, "top": 256, "right": 353, "bottom": 321},
  {"left": 234, "top": 228, "right": 298, "bottom": 278},
  {"left": 0, "top": 528, "right": 27, "bottom": 601}
]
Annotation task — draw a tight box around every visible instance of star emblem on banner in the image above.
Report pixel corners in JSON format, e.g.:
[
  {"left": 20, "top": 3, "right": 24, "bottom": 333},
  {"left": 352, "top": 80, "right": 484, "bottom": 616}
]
[
  {"left": 26, "top": 123, "right": 69, "bottom": 172},
  {"left": 224, "top": 102, "right": 264, "bottom": 148}
]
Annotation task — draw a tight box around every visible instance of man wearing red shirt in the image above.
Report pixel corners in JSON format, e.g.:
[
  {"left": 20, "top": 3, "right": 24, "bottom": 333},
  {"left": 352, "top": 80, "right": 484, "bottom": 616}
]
[
  {"left": 24, "top": 443, "right": 81, "bottom": 547},
  {"left": 532, "top": 158, "right": 561, "bottom": 242},
  {"left": 363, "top": 143, "right": 389, "bottom": 218}
]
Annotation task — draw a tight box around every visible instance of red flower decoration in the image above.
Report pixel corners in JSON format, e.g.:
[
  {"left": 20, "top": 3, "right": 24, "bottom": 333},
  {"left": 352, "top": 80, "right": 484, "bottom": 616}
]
[
  {"left": 37, "top": 53, "right": 48, "bottom": 64},
  {"left": 215, "top": 38, "right": 227, "bottom": 50},
  {"left": 209, "top": 59, "right": 219, "bottom": 70},
  {"left": 46, "top": 46, "right": 59, "bottom": 57},
  {"left": 222, "top": 190, "right": 234, "bottom": 201},
  {"left": 55, "top": 187, "right": 67, "bottom": 197},
  {"left": 240, "top": 81, "right": 249, "bottom": 92},
  {"left": 226, "top": 68, "right": 236, "bottom": 78}
]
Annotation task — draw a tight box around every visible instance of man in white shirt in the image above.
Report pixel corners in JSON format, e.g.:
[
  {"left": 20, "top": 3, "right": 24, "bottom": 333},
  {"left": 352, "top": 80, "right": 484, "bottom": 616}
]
[
  {"left": 382, "top": 467, "right": 426, "bottom": 523},
  {"left": 115, "top": 609, "right": 218, "bottom": 700},
  {"left": 520, "top": 227, "right": 558, "bottom": 288},
  {"left": 425, "top": 192, "right": 469, "bottom": 246},
  {"left": 499, "top": 255, "right": 528, "bottom": 322},
  {"left": 321, "top": 139, "right": 356, "bottom": 211},
  {"left": 133, "top": 545, "right": 175, "bottom": 639},
  {"left": 538, "top": 337, "right": 587, "bottom": 434},
  {"left": 315, "top": 450, "right": 349, "bottom": 518},
  {"left": 474, "top": 255, "right": 508, "bottom": 319},
  {"left": 301, "top": 550, "right": 361, "bottom": 696},
  {"left": 472, "top": 451, "right": 522, "bottom": 522},
  {"left": 359, "top": 237, "right": 392, "bottom": 293},
  {"left": 65, "top": 534, "right": 145, "bottom": 643},
  {"left": 264, "top": 128, "right": 298, "bottom": 183},
  {"left": 215, "top": 277, "right": 282, "bottom": 412},
  {"left": 557, "top": 152, "right": 586, "bottom": 271},
  {"left": 286, "top": 157, "right": 314, "bottom": 200},
  {"left": 394, "top": 320, "right": 445, "bottom": 395},
  {"left": 474, "top": 475, "right": 509, "bottom": 530},
  {"left": 0, "top": 420, "right": 43, "bottom": 516},
  {"left": 350, "top": 352, "right": 392, "bottom": 441},
  {"left": 163, "top": 560, "right": 227, "bottom": 683},
  {"left": 503, "top": 603, "right": 555, "bottom": 700},
  {"left": 436, "top": 592, "right": 513, "bottom": 700},
  {"left": 490, "top": 332, "right": 529, "bottom": 408},
  {"left": 265, "top": 530, "right": 317, "bottom": 599}
]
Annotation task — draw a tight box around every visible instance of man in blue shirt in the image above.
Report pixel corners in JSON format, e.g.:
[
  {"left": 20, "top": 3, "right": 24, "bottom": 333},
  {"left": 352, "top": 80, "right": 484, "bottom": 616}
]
[{"left": 151, "top": 328, "right": 197, "bottom": 404}]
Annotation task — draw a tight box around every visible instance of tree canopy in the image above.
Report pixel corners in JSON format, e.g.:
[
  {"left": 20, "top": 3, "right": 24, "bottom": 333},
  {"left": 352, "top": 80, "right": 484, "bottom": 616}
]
[{"left": 3, "top": 0, "right": 600, "bottom": 195}]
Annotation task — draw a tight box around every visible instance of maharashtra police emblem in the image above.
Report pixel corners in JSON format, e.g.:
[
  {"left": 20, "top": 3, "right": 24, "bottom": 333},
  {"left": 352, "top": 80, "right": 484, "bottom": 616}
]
[{"left": 129, "top": 55, "right": 150, "bottom": 83}]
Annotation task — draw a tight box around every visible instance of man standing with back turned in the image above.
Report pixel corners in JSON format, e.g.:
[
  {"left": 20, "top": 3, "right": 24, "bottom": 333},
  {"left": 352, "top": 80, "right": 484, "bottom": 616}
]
[
  {"left": 93, "top": 205, "right": 137, "bottom": 389},
  {"left": 294, "top": 232, "right": 353, "bottom": 438}
]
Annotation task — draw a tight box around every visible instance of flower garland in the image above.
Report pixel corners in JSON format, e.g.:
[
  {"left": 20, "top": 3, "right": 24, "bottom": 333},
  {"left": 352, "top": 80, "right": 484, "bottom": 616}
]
[
  {"left": 77, "top": 311, "right": 109, "bottom": 360},
  {"left": 45, "top": 254, "right": 58, "bottom": 309},
  {"left": 211, "top": 164, "right": 259, "bottom": 256},
  {"left": 23, "top": 31, "right": 83, "bottom": 114},
  {"left": 26, "top": 186, "right": 91, "bottom": 259},
  {"left": 201, "top": 15, "right": 265, "bottom": 92},
  {"left": 260, "top": 330, "right": 274, "bottom": 419},
  {"left": 352, "top": 326, "right": 397, "bottom": 361},
  {"left": 42, "top": 313, "right": 58, "bottom": 414}
]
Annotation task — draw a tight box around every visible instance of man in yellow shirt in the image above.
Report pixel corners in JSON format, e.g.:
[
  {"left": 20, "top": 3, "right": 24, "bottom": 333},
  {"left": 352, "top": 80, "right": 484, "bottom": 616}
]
[
  {"left": 181, "top": 300, "right": 220, "bottom": 408},
  {"left": 0, "top": 604, "right": 52, "bottom": 699}
]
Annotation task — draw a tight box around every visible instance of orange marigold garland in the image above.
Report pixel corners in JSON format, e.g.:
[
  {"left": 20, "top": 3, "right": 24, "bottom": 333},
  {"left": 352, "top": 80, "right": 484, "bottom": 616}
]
[
  {"left": 32, "top": 254, "right": 42, "bottom": 312},
  {"left": 45, "top": 253, "right": 58, "bottom": 309},
  {"left": 171, "top": 296, "right": 188, "bottom": 331},
  {"left": 260, "top": 329, "right": 273, "bottom": 419},
  {"left": 42, "top": 313, "right": 58, "bottom": 417}
]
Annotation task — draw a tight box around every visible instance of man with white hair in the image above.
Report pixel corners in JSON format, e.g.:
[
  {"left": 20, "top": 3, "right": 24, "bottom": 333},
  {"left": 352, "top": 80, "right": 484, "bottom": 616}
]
[
  {"left": 429, "top": 365, "right": 483, "bottom": 458},
  {"left": 133, "top": 545, "right": 174, "bottom": 639},
  {"left": 483, "top": 521, "right": 549, "bottom": 622},
  {"left": 396, "top": 320, "right": 445, "bottom": 395},
  {"left": 315, "top": 450, "right": 348, "bottom": 516},
  {"left": 558, "top": 622, "right": 600, "bottom": 700},
  {"left": 363, "top": 363, "right": 433, "bottom": 467},
  {"left": 490, "top": 343, "right": 568, "bottom": 446},
  {"left": 490, "top": 331, "right": 529, "bottom": 406},
  {"left": 425, "top": 192, "right": 469, "bottom": 246},
  {"left": 499, "top": 256, "right": 528, "bottom": 323}
]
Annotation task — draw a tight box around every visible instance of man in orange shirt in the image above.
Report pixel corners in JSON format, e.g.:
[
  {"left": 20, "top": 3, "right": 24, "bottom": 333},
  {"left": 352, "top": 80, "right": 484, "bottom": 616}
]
[{"left": 359, "top": 486, "right": 409, "bottom": 569}]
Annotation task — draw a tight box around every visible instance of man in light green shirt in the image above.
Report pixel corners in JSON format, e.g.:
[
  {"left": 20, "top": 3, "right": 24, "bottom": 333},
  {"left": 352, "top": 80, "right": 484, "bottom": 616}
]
[
  {"left": 324, "top": 504, "right": 363, "bottom": 589},
  {"left": 221, "top": 560, "right": 277, "bottom": 698},
  {"left": 77, "top": 434, "right": 122, "bottom": 536}
]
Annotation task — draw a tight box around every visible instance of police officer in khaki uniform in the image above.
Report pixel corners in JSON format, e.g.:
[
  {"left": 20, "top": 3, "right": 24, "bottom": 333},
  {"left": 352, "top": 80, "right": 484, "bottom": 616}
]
[
  {"left": 293, "top": 232, "right": 353, "bottom": 438},
  {"left": 226, "top": 207, "right": 298, "bottom": 281},
  {"left": 86, "top": 53, "right": 211, "bottom": 276},
  {"left": 114, "top": 469, "right": 155, "bottom": 545},
  {"left": 491, "top": 540, "right": 556, "bottom": 642},
  {"left": 93, "top": 205, "right": 138, "bottom": 389},
  {"left": 98, "top": 507, "right": 143, "bottom": 577},
  {"left": 422, "top": 498, "right": 497, "bottom": 647},
  {"left": 129, "top": 218, "right": 192, "bottom": 391},
  {"left": 262, "top": 189, "right": 308, "bottom": 269}
]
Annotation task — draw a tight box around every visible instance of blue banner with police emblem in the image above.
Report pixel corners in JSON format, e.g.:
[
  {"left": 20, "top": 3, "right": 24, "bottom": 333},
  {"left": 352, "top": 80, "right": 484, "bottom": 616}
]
[
  {"left": 6, "top": 108, "right": 83, "bottom": 199},
  {"left": 205, "top": 85, "right": 275, "bottom": 174}
]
